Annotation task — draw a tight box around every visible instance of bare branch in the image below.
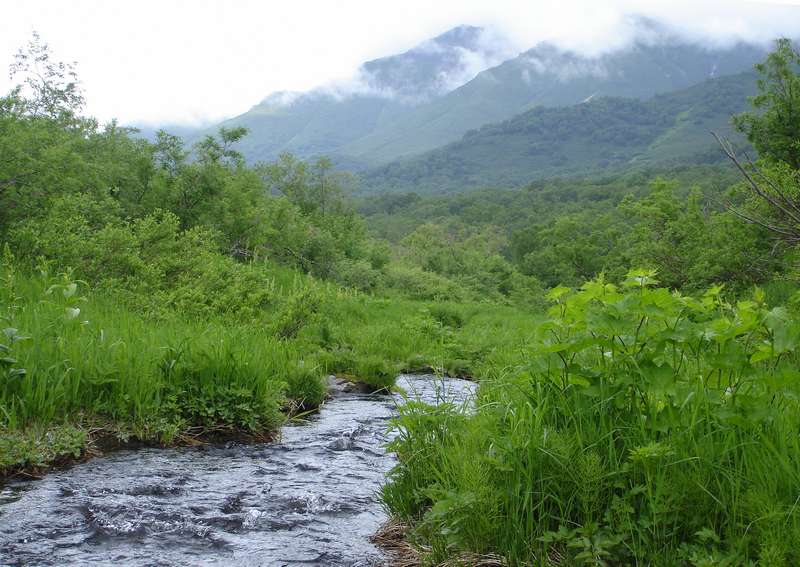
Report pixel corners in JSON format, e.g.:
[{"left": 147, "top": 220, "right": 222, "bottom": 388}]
[{"left": 713, "top": 131, "right": 800, "bottom": 241}]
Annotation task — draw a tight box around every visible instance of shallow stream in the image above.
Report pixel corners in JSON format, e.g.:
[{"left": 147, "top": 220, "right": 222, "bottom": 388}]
[{"left": 0, "top": 375, "right": 475, "bottom": 566}]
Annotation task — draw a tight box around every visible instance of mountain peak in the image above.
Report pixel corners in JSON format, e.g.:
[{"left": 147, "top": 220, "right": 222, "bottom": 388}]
[
  {"left": 357, "top": 25, "right": 516, "bottom": 102},
  {"left": 429, "top": 25, "right": 485, "bottom": 49}
]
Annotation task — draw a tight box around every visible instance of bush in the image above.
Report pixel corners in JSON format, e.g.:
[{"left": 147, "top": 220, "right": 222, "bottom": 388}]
[
  {"left": 9, "top": 197, "right": 281, "bottom": 321},
  {"left": 272, "top": 286, "right": 322, "bottom": 339},
  {"left": 383, "top": 270, "right": 800, "bottom": 565},
  {"left": 383, "top": 264, "right": 466, "bottom": 301},
  {"left": 283, "top": 362, "right": 325, "bottom": 409},
  {"left": 333, "top": 258, "right": 381, "bottom": 292},
  {"left": 427, "top": 304, "right": 466, "bottom": 328}
]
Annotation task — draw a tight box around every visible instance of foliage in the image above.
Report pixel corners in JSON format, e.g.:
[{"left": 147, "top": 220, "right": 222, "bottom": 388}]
[
  {"left": 383, "top": 271, "right": 800, "bottom": 564},
  {"left": 361, "top": 72, "right": 758, "bottom": 195},
  {"left": 160, "top": 343, "right": 285, "bottom": 432},
  {"left": 733, "top": 38, "right": 800, "bottom": 169},
  {"left": 211, "top": 37, "right": 764, "bottom": 169},
  {"left": 3, "top": 35, "right": 800, "bottom": 567},
  {"left": 365, "top": 170, "right": 781, "bottom": 292},
  {"left": 8, "top": 31, "right": 85, "bottom": 119},
  {"left": 723, "top": 38, "right": 800, "bottom": 252}
]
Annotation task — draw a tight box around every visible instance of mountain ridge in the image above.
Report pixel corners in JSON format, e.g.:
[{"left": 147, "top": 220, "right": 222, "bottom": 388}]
[
  {"left": 159, "top": 24, "right": 769, "bottom": 173},
  {"left": 358, "top": 70, "right": 759, "bottom": 194}
]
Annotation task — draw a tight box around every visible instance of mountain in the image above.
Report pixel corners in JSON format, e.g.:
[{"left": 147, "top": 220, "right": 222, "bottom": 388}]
[
  {"left": 359, "top": 71, "right": 758, "bottom": 194},
  {"left": 201, "top": 25, "right": 513, "bottom": 166},
  {"left": 340, "top": 40, "right": 765, "bottom": 165},
  {"left": 199, "top": 24, "right": 766, "bottom": 169}
]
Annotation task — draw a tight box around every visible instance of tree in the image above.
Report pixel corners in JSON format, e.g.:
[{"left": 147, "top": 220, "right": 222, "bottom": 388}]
[
  {"left": 153, "top": 130, "right": 187, "bottom": 178},
  {"left": 719, "top": 38, "right": 800, "bottom": 245},
  {"left": 263, "top": 153, "right": 351, "bottom": 217},
  {"left": 194, "top": 126, "right": 248, "bottom": 167},
  {"left": 8, "top": 31, "right": 85, "bottom": 120},
  {"left": 733, "top": 38, "right": 800, "bottom": 169}
]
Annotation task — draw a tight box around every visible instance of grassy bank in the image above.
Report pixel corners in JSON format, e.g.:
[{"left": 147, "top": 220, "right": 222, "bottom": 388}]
[
  {"left": 0, "top": 250, "right": 533, "bottom": 478},
  {"left": 381, "top": 271, "right": 800, "bottom": 565}
]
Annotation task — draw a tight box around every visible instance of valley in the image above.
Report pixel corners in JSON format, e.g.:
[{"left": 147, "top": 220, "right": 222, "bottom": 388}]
[{"left": 2, "top": 10, "right": 800, "bottom": 566}]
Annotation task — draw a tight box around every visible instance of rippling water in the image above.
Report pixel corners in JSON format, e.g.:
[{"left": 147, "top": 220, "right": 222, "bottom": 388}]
[{"left": 0, "top": 375, "right": 475, "bottom": 566}]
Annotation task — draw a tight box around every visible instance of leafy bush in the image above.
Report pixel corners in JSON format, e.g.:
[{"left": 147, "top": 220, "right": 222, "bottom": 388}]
[
  {"left": 333, "top": 258, "right": 382, "bottom": 292},
  {"left": 384, "top": 270, "right": 800, "bottom": 565},
  {"left": 427, "top": 304, "right": 466, "bottom": 329},
  {"left": 383, "top": 264, "right": 465, "bottom": 301},
  {"left": 283, "top": 361, "right": 325, "bottom": 410},
  {"left": 9, "top": 197, "right": 280, "bottom": 321},
  {"left": 272, "top": 286, "right": 322, "bottom": 339}
]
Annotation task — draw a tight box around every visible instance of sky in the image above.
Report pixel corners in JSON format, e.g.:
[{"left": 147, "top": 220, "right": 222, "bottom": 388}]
[{"left": 2, "top": 0, "right": 800, "bottom": 127}]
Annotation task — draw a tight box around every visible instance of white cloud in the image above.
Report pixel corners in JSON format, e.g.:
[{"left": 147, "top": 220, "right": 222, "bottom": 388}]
[{"left": 1, "top": 0, "right": 798, "bottom": 125}]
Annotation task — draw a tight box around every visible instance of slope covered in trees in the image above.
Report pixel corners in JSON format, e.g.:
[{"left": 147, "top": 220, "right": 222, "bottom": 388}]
[
  {"left": 361, "top": 71, "right": 758, "bottom": 194},
  {"left": 186, "top": 23, "right": 766, "bottom": 168}
]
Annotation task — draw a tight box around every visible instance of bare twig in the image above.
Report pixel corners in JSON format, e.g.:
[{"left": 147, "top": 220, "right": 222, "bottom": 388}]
[{"left": 713, "top": 131, "right": 800, "bottom": 242}]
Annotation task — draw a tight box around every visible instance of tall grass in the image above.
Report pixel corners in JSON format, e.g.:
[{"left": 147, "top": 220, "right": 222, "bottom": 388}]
[
  {"left": 0, "top": 250, "right": 540, "bottom": 473},
  {"left": 383, "top": 271, "right": 800, "bottom": 565},
  {"left": 0, "top": 263, "right": 314, "bottom": 435}
]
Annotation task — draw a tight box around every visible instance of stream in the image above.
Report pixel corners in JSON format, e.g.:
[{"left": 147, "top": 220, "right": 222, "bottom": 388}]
[{"left": 0, "top": 374, "right": 475, "bottom": 566}]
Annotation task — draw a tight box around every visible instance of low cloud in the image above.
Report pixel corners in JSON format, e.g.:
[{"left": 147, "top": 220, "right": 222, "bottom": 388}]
[
  {"left": 312, "top": 27, "right": 518, "bottom": 105},
  {"left": 2, "top": 0, "right": 799, "bottom": 125}
]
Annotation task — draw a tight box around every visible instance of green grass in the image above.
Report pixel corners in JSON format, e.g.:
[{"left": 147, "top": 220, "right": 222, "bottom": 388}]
[
  {"left": 382, "top": 271, "right": 800, "bottom": 565},
  {"left": 7, "top": 243, "right": 798, "bottom": 566},
  {"left": 0, "top": 255, "right": 536, "bottom": 475}
]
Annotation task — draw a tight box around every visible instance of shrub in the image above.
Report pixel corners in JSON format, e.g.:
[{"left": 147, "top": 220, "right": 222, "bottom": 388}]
[
  {"left": 272, "top": 286, "right": 322, "bottom": 339},
  {"left": 427, "top": 304, "right": 466, "bottom": 329},
  {"left": 383, "top": 270, "right": 800, "bottom": 565},
  {"left": 382, "top": 264, "right": 465, "bottom": 301}
]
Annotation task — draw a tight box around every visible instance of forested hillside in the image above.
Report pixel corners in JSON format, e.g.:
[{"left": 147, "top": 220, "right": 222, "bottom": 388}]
[
  {"left": 342, "top": 36, "right": 764, "bottom": 164},
  {"left": 187, "top": 22, "right": 766, "bottom": 168},
  {"left": 361, "top": 71, "right": 758, "bottom": 193},
  {"left": 186, "top": 25, "right": 512, "bottom": 168}
]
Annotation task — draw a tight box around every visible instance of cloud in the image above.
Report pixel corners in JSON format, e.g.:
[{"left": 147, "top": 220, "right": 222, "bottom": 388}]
[
  {"left": 272, "top": 26, "right": 518, "bottom": 107},
  {"left": 1, "top": 0, "right": 798, "bottom": 125}
]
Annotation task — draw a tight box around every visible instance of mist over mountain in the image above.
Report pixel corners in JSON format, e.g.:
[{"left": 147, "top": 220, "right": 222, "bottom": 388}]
[
  {"left": 188, "top": 26, "right": 513, "bottom": 166},
  {"left": 339, "top": 38, "right": 765, "bottom": 165},
  {"left": 181, "top": 19, "right": 766, "bottom": 173}
]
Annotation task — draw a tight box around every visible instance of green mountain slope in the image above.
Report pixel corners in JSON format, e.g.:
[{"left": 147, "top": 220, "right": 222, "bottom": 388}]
[
  {"left": 359, "top": 71, "right": 758, "bottom": 194},
  {"left": 187, "top": 22, "right": 766, "bottom": 169},
  {"left": 196, "top": 25, "right": 511, "bottom": 166},
  {"left": 338, "top": 41, "right": 765, "bottom": 164}
]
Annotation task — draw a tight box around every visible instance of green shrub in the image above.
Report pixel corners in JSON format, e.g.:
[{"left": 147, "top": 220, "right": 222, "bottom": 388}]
[
  {"left": 272, "top": 286, "right": 322, "bottom": 339},
  {"left": 283, "top": 362, "right": 325, "bottom": 409},
  {"left": 382, "top": 264, "right": 466, "bottom": 301},
  {"left": 427, "top": 304, "right": 466, "bottom": 328},
  {"left": 383, "top": 270, "right": 800, "bottom": 565},
  {"left": 353, "top": 355, "right": 397, "bottom": 390},
  {"left": 333, "top": 258, "right": 381, "bottom": 292}
]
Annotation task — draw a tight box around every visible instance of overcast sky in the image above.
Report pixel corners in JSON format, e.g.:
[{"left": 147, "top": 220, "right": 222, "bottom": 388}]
[{"left": 2, "top": 0, "right": 800, "bottom": 126}]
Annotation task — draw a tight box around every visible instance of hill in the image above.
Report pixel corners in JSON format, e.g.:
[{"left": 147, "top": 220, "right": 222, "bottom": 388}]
[
  {"left": 340, "top": 39, "right": 764, "bottom": 165},
  {"left": 186, "top": 21, "right": 766, "bottom": 168},
  {"left": 359, "top": 71, "right": 758, "bottom": 194},
  {"left": 194, "top": 25, "right": 512, "bottom": 166}
]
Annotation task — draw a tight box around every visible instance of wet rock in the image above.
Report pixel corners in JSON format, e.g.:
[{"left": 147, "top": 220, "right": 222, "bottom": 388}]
[{"left": 326, "top": 375, "right": 377, "bottom": 396}]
